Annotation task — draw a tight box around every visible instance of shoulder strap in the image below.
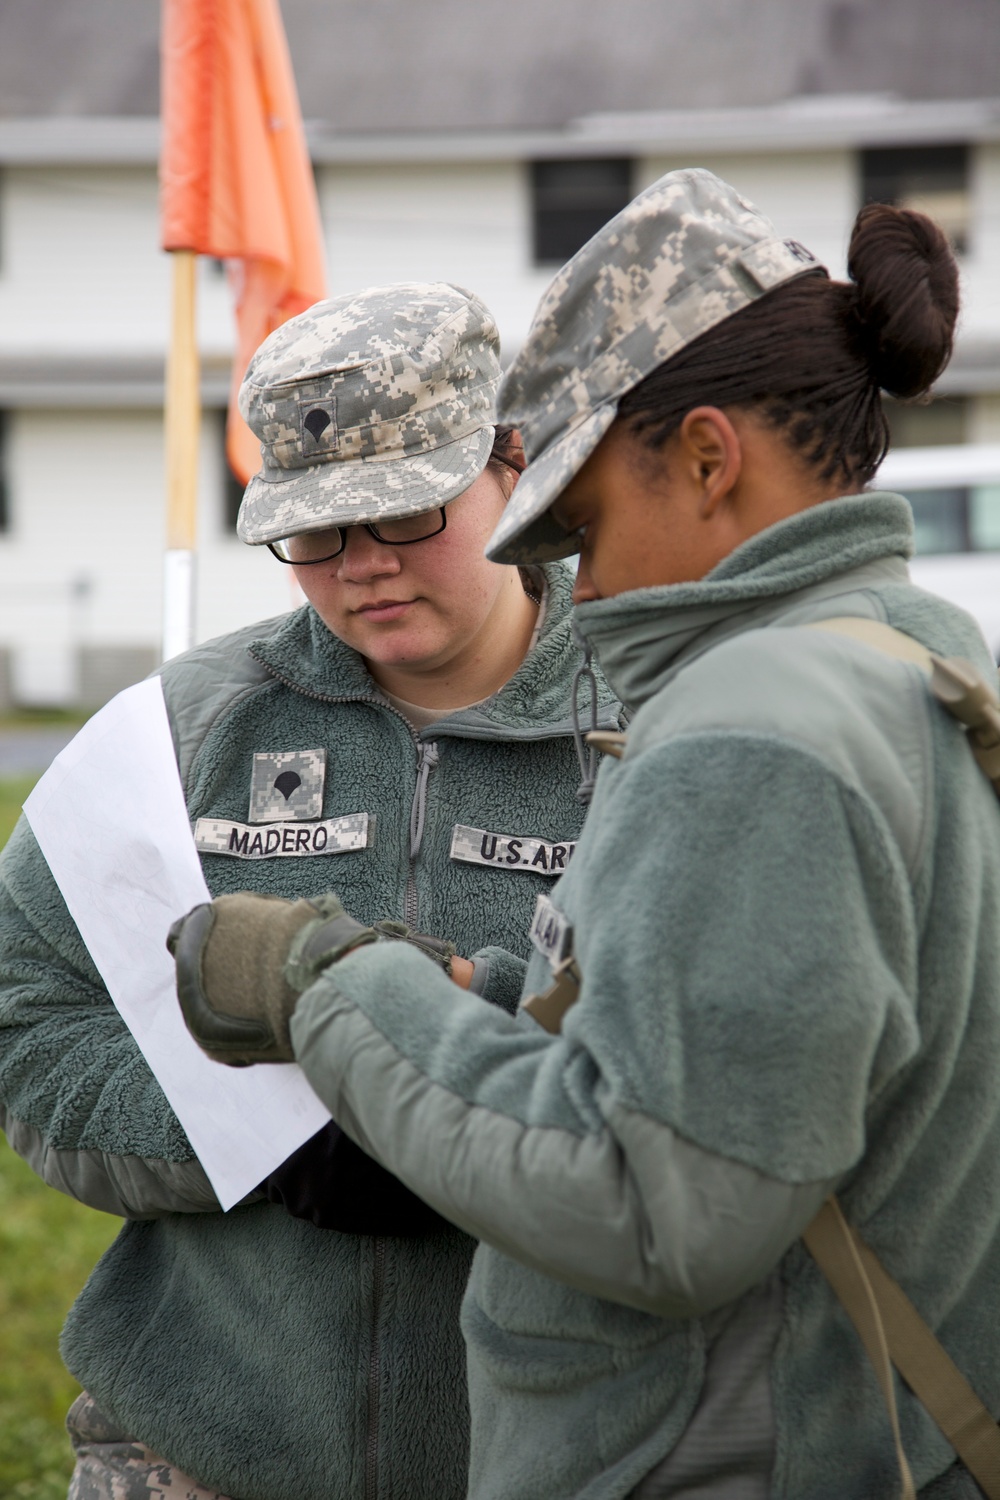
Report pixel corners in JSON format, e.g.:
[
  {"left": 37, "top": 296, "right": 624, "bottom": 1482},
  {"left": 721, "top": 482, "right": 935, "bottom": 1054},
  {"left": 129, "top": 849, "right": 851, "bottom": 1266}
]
[
  {"left": 805, "top": 1197, "right": 1000, "bottom": 1499},
  {"left": 803, "top": 1199, "right": 916, "bottom": 1499},
  {"left": 520, "top": 957, "right": 582, "bottom": 1033},
  {"left": 803, "top": 621, "right": 1000, "bottom": 1491},
  {"left": 807, "top": 616, "right": 936, "bottom": 671},
  {"left": 808, "top": 617, "right": 1000, "bottom": 794}
]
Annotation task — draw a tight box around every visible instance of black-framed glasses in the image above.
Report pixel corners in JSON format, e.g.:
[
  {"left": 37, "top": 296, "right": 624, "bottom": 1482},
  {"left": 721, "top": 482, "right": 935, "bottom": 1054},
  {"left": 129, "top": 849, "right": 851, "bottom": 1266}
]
[{"left": 268, "top": 508, "right": 447, "bottom": 565}]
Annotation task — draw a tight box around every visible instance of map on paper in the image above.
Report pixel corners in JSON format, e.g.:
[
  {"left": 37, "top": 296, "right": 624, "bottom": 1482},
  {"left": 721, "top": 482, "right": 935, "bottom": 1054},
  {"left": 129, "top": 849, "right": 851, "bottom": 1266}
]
[{"left": 23, "top": 676, "right": 331, "bottom": 1210}]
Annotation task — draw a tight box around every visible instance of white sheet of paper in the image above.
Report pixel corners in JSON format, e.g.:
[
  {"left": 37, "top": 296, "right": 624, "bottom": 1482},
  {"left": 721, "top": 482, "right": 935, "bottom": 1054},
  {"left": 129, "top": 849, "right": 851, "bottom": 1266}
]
[{"left": 24, "top": 676, "right": 331, "bottom": 1211}]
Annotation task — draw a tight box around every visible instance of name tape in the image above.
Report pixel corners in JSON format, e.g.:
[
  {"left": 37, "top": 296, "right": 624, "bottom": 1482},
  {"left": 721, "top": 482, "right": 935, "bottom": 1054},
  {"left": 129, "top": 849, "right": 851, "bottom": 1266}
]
[
  {"left": 194, "top": 812, "right": 370, "bottom": 860},
  {"left": 529, "top": 892, "right": 574, "bottom": 965},
  {"left": 450, "top": 824, "right": 576, "bottom": 877}
]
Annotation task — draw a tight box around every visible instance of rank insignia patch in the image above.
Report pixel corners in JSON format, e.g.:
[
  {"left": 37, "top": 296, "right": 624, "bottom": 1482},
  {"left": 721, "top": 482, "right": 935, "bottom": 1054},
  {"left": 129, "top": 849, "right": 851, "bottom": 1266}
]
[
  {"left": 450, "top": 824, "right": 576, "bottom": 877},
  {"left": 249, "top": 750, "right": 326, "bottom": 823},
  {"left": 300, "top": 397, "right": 338, "bottom": 459}
]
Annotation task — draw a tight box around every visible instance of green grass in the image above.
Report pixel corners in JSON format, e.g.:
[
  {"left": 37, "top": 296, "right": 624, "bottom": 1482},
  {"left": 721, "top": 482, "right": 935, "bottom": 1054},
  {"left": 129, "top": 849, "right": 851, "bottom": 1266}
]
[
  {"left": 0, "top": 777, "right": 35, "bottom": 850},
  {"left": 0, "top": 779, "right": 121, "bottom": 1497},
  {"left": 0, "top": 711, "right": 87, "bottom": 732},
  {"left": 0, "top": 1139, "right": 120, "bottom": 1499}
]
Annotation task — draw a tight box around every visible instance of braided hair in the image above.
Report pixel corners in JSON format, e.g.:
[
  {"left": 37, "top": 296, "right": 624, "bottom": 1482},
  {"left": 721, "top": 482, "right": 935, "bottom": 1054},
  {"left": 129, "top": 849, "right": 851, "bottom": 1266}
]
[{"left": 617, "top": 203, "right": 960, "bottom": 486}]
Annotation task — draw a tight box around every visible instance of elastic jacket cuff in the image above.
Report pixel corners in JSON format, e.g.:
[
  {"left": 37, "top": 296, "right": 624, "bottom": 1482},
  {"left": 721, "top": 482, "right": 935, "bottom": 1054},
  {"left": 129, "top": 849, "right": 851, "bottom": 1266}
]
[{"left": 468, "top": 946, "right": 528, "bottom": 1015}]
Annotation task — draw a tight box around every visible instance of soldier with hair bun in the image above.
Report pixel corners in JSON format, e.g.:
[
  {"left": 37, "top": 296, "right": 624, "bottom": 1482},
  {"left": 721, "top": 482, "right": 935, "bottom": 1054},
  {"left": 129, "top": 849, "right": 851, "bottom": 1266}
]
[{"left": 173, "top": 170, "right": 1000, "bottom": 1498}]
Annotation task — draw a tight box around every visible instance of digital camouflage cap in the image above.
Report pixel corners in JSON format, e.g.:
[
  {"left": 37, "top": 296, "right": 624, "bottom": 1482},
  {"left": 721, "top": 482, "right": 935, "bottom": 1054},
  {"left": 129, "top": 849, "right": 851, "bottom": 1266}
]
[
  {"left": 486, "top": 168, "right": 825, "bottom": 565},
  {"left": 237, "top": 282, "right": 501, "bottom": 546}
]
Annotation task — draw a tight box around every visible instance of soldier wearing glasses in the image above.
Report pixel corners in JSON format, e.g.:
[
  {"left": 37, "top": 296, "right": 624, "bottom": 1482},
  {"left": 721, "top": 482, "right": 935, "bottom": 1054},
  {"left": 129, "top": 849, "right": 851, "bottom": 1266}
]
[{"left": 0, "top": 283, "right": 620, "bottom": 1500}]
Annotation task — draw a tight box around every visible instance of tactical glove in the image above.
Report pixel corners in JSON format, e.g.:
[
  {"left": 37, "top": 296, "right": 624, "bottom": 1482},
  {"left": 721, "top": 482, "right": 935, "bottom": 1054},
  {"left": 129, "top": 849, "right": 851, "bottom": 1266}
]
[
  {"left": 371, "top": 919, "right": 457, "bottom": 976},
  {"left": 168, "top": 892, "right": 377, "bottom": 1066}
]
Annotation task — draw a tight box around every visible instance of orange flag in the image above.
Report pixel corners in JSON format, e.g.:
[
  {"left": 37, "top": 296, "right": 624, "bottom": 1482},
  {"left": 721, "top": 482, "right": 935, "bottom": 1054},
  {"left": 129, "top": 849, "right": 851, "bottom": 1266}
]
[{"left": 160, "top": 0, "right": 327, "bottom": 483}]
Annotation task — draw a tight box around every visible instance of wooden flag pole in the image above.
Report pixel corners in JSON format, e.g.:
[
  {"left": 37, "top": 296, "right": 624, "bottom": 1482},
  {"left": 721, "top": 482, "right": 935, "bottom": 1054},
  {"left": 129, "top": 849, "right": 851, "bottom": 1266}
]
[{"left": 162, "top": 248, "right": 200, "bottom": 662}]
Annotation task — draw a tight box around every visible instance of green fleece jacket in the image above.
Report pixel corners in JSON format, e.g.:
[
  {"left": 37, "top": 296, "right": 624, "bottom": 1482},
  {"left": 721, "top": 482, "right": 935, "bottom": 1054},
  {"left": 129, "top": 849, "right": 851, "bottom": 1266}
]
[
  {"left": 287, "top": 493, "right": 1000, "bottom": 1499},
  {"left": 0, "top": 562, "right": 621, "bottom": 1500}
]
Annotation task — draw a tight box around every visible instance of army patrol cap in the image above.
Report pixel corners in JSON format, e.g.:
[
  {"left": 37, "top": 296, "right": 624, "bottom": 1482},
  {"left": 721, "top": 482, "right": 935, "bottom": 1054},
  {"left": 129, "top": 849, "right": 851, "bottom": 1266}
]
[
  {"left": 238, "top": 282, "right": 501, "bottom": 546},
  {"left": 487, "top": 168, "right": 826, "bottom": 564}
]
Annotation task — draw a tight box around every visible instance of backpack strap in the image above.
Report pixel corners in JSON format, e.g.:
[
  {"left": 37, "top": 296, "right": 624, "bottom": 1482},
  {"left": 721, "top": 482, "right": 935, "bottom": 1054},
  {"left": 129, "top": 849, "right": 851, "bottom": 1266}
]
[
  {"left": 808, "top": 617, "right": 1000, "bottom": 794},
  {"left": 803, "top": 1199, "right": 916, "bottom": 1500},
  {"left": 520, "top": 956, "right": 582, "bottom": 1033},
  {"left": 804, "top": 1197, "right": 1000, "bottom": 1500},
  {"left": 808, "top": 616, "right": 937, "bottom": 670},
  {"left": 803, "top": 619, "right": 1000, "bottom": 1494}
]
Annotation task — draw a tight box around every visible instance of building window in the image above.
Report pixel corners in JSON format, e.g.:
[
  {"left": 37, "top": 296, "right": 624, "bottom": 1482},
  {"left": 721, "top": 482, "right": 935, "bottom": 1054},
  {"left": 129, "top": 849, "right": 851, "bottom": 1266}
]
[
  {"left": 0, "top": 411, "right": 9, "bottom": 533},
  {"left": 887, "top": 397, "right": 984, "bottom": 556},
  {"left": 884, "top": 396, "right": 968, "bottom": 449},
  {"left": 531, "top": 158, "right": 633, "bottom": 266},
  {"left": 219, "top": 412, "right": 245, "bottom": 531},
  {"left": 905, "top": 485, "right": 1000, "bottom": 556},
  {"left": 860, "top": 144, "right": 970, "bottom": 254}
]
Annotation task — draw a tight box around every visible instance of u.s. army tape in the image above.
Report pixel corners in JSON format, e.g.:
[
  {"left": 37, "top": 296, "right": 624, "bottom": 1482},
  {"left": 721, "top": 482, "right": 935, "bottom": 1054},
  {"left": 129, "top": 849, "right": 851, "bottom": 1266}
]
[{"left": 450, "top": 824, "right": 575, "bottom": 876}]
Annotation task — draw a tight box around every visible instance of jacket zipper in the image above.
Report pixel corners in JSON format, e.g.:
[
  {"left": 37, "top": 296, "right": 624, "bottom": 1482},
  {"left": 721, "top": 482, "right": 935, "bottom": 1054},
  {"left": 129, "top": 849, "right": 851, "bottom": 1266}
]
[
  {"left": 365, "top": 744, "right": 435, "bottom": 1500},
  {"left": 404, "top": 741, "right": 439, "bottom": 926},
  {"left": 364, "top": 1235, "right": 386, "bottom": 1500},
  {"left": 252, "top": 657, "right": 439, "bottom": 1500}
]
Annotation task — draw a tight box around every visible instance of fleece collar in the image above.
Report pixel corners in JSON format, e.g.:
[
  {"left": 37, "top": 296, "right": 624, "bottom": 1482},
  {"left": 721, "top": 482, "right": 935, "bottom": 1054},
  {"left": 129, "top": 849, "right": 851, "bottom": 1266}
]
[
  {"left": 573, "top": 492, "right": 915, "bottom": 713},
  {"left": 247, "top": 559, "right": 620, "bottom": 741}
]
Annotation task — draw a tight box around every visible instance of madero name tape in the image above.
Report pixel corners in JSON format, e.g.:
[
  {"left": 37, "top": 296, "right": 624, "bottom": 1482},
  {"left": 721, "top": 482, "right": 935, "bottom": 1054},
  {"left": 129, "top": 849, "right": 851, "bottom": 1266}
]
[{"left": 194, "top": 812, "right": 370, "bottom": 860}]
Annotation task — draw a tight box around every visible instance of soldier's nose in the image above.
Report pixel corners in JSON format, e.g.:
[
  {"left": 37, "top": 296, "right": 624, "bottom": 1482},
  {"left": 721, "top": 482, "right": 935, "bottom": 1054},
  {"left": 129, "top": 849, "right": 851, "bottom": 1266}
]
[{"left": 337, "top": 530, "right": 403, "bottom": 581}]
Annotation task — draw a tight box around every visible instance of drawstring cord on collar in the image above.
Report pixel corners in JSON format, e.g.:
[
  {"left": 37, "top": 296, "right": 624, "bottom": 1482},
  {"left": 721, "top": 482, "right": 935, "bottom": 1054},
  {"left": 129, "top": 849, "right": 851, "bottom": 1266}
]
[
  {"left": 409, "top": 742, "right": 439, "bottom": 860},
  {"left": 571, "top": 621, "right": 599, "bottom": 806}
]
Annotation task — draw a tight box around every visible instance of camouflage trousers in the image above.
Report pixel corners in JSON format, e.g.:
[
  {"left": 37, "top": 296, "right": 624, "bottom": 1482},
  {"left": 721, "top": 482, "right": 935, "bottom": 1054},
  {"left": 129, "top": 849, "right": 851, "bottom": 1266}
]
[{"left": 66, "top": 1392, "right": 238, "bottom": 1500}]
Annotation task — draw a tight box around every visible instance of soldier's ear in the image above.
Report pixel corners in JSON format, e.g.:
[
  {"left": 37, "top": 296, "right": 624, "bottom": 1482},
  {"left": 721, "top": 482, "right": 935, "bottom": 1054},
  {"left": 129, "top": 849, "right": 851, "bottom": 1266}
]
[{"left": 675, "top": 407, "right": 742, "bottom": 518}]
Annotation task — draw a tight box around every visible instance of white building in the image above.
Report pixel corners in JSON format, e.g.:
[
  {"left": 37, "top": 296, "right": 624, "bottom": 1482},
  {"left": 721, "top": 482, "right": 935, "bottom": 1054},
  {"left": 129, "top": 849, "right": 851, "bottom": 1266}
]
[{"left": 0, "top": 0, "right": 998, "bottom": 706}]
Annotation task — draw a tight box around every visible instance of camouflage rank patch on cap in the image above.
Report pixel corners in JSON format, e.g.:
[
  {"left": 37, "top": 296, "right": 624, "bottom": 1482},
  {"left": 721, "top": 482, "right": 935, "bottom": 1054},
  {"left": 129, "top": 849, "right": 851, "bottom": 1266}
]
[
  {"left": 487, "top": 168, "right": 826, "bottom": 565},
  {"left": 300, "top": 398, "right": 338, "bottom": 459},
  {"left": 236, "top": 282, "right": 502, "bottom": 546}
]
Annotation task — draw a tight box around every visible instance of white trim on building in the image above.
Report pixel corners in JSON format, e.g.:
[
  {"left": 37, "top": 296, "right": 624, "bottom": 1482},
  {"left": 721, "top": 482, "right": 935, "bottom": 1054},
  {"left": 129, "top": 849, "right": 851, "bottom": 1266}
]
[{"left": 1, "top": 91, "right": 999, "bottom": 704}]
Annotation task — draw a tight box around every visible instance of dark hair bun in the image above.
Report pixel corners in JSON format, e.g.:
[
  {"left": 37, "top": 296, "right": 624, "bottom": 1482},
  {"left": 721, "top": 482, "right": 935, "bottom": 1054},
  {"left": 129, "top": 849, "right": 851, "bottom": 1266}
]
[{"left": 847, "top": 202, "right": 960, "bottom": 399}]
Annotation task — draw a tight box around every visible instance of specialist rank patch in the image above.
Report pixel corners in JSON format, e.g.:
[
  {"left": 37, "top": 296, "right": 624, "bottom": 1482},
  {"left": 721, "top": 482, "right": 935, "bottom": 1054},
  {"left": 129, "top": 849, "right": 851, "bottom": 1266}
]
[
  {"left": 194, "top": 811, "right": 370, "bottom": 860},
  {"left": 249, "top": 749, "right": 326, "bottom": 823},
  {"left": 450, "top": 824, "right": 575, "bottom": 876}
]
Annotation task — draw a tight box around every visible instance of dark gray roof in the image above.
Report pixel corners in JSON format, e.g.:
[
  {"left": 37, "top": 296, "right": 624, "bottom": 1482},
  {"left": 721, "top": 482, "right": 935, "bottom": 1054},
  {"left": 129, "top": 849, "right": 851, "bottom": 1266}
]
[{"left": 0, "top": 0, "right": 996, "bottom": 132}]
